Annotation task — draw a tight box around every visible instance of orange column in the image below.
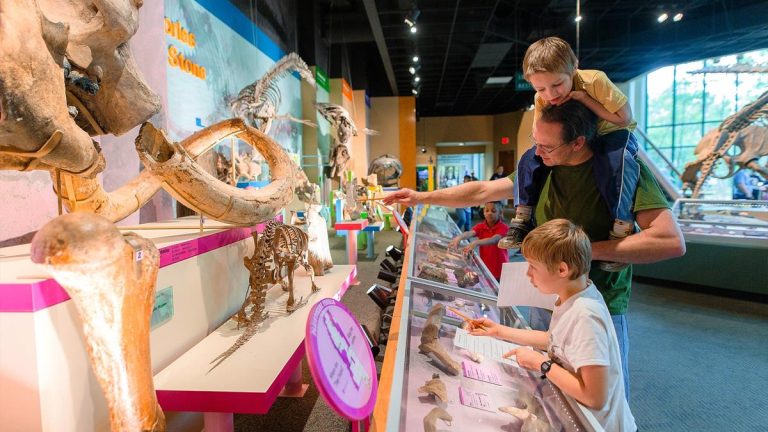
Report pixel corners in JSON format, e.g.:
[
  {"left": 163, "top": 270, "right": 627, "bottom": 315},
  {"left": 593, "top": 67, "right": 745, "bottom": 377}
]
[{"left": 398, "top": 97, "right": 416, "bottom": 189}]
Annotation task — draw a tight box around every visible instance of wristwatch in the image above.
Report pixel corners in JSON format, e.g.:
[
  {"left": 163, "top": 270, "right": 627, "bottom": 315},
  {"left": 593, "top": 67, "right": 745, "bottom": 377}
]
[{"left": 540, "top": 360, "right": 554, "bottom": 379}]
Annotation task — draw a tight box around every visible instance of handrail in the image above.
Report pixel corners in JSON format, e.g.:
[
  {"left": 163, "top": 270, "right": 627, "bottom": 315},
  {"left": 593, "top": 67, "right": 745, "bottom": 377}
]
[{"left": 634, "top": 128, "right": 683, "bottom": 201}]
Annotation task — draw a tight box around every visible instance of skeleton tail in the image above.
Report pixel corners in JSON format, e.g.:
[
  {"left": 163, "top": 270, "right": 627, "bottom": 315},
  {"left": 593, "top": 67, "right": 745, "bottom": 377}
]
[{"left": 208, "top": 319, "right": 262, "bottom": 373}]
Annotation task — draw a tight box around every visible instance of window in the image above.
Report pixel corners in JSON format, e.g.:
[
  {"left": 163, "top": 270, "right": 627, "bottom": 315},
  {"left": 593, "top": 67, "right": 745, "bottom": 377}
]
[{"left": 644, "top": 48, "right": 768, "bottom": 199}]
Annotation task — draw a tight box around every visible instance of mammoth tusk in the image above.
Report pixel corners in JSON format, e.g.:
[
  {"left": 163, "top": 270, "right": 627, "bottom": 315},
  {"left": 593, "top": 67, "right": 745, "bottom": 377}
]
[
  {"left": 30, "top": 212, "right": 165, "bottom": 431},
  {"left": 136, "top": 119, "right": 297, "bottom": 225}
]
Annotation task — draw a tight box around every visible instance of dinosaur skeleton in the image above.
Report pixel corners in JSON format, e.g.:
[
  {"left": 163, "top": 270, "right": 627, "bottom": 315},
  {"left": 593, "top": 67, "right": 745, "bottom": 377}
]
[
  {"left": 682, "top": 90, "right": 768, "bottom": 198},
  {"left": 211, "top": 220, "right": 319, "bottom": 370}
]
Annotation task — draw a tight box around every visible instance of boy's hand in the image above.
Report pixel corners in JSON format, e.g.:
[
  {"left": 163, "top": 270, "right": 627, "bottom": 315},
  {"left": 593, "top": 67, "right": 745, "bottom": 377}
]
[
  {"left": 559, "top": 90, "right": 587, "bottom": 105},
  {"left": 448, "top": 237, "right": 460, "bottom": 250},
  {"left": 462, "top": 241, "right": 476, "bottom": 256},
  {"left": 381, "top": 188, "right": 420, "bottom": 206},
  {"left": 505, "top": 347, "right": 548, "bottom": 371},
  {"left": 468, "top": 317, "right": 500, "bottom": 337}
]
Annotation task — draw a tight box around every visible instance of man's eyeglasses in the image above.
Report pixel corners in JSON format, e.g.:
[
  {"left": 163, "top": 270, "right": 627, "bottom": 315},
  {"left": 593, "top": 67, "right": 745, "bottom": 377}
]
[{"left": 529, "top": 134, "right": 570, "bottom": 154}]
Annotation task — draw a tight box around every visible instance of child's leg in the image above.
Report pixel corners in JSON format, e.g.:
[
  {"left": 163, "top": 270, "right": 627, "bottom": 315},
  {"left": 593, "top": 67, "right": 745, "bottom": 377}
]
[
  {"left": 500, "top": 148, "right": 548, "bottom": 249},
  {"left": 592, "top": 130, "right": 640, "bottom": 236},
  {"left": 592, "top": 131, "right": 640, "bottom": 272}
]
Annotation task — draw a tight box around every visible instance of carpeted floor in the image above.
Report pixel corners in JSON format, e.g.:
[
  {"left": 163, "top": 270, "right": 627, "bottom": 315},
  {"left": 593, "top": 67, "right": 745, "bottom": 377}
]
[{"left": 231, "top": 221, "right": 768, "bottom": 431}]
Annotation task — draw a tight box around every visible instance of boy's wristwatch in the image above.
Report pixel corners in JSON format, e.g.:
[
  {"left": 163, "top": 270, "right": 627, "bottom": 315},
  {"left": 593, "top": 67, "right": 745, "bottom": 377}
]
[{"left": 540, "top": 360, "right": 553, "bottom": 379}]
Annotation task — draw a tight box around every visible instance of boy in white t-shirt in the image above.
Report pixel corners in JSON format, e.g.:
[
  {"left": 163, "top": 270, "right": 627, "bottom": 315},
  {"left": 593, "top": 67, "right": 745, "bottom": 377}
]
[{"left": 471, "top": 219, "right": 636, "bottom": 431}]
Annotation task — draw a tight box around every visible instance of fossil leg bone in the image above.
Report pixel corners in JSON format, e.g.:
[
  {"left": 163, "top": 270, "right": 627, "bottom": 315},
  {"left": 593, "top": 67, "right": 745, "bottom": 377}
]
[
  {"left": 419, "top": 304, "right": 460, "bottom": 375},
  {"left": 423, "top": 407, "right": 452, "bottom": 432},
  {"left": 30, "top": 213, "right": 165, "bottom": 431}
]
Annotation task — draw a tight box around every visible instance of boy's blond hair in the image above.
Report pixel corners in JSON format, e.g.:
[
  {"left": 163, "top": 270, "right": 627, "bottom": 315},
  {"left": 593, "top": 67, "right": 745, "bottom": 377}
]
[
  {"left": 522, "top": 37, "right": 578, "bottom": 79},
  {"left": 521, "top": 219, "right": 591, "bottom": 280}
]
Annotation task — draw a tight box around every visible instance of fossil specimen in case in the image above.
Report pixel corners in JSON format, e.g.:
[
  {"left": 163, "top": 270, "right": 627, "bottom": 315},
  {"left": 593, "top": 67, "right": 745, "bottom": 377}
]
[
  {"left": 423, "top": 407, "right": 453, "bottom": 432},
  {"left": 418, "top": 373, "right": 448, "bottom": 403},
  {"left": 419, "top": 304, "right": 460, "bottom": 375}
]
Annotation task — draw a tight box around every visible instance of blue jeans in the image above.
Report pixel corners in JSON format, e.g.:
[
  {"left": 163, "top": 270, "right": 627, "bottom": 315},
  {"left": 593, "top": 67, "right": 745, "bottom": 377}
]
[
  {"left": 515, "top": 130, "right": 640, "bottom": 224},
  {"left": 456, "top": 207, "right": 472, "bottom": 231},
  {"left": 528, "top": 308, "right": 631, "bottom": 401}
]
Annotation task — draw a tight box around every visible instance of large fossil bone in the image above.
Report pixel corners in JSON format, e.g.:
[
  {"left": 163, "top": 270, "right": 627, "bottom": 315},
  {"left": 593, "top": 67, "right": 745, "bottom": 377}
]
[
  {"left": 419, "top": 304, "right": 460, "bottom": 375},
  {"left": 30, "top": 212, "right": 165, "bottom": 431},
  {"left": 136, "top": 119, "right": 297, "bottom": 225}
]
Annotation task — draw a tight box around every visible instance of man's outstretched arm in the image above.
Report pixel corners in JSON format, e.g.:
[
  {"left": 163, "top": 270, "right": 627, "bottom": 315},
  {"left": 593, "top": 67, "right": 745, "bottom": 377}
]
[
  {"left": 591, "top": 208, "right": 686, "bottom": 264},
  {"left": 382, "top": 177, "right": 513, "bottom": 208}
]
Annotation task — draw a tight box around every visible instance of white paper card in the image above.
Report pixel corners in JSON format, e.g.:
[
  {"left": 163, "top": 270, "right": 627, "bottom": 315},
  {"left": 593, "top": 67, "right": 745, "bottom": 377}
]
[
  {"left": 453, "top": 328, "right": 521, "bottom": 366},
  {"left": 498, "top": 261, "right": 558, "bottom": 309}
]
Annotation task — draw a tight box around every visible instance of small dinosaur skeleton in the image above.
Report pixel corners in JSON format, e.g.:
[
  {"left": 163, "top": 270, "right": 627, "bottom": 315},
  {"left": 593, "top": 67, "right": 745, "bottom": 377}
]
[
  {"left": 211, "top": 220, "right": 319, "bottom": 370},
  {"left": 682, "top": 90, "right": 768, "bottom": 198}
]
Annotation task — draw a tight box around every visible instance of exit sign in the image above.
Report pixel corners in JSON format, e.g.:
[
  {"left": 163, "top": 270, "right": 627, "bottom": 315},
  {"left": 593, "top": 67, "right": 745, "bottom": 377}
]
[
  {"left": 515, "top": 72, "right": 533, "bottom": 91},
  {"left": 501, "top": 136, "right": 510, "bottom": 145}
]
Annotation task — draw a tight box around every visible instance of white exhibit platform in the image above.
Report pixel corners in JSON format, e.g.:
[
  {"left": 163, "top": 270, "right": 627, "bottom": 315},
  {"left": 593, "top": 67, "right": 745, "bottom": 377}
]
[{"left": 0, "top": 217, "right": 352, "bottom": 432}]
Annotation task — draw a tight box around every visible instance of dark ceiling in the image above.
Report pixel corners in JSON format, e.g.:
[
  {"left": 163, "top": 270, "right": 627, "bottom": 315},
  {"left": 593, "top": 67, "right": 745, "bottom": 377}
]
[{"left": 317, "top": 0, "right": 768, "bottom": 118}]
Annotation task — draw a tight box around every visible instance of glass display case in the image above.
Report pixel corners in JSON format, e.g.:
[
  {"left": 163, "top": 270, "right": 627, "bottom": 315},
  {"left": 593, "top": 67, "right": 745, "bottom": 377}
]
[
  {"left": 413, "top": 205, "right": 463, "bottom": 240},
  {"left": 672, "top": 198, "right": 768, "bottom": 245},
  {"left": 381, "top": 205, "right": 595, "bottom": 432}
]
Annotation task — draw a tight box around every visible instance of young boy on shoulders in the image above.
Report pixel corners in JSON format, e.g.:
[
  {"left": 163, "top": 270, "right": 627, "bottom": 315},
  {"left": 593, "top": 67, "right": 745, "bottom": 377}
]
[
  {"left": 499, "top": 36, "right": 640, "bottom": 273},
  {"left": 448, "top": 201, "right": 509, "bottom": 281},
  {"left": 473, "top": 219, "right": 636, "bottom": 431}
]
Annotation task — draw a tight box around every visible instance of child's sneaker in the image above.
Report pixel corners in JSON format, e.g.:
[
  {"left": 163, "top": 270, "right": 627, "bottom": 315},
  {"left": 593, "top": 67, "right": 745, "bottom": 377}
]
[
  {"left": 497, "top": 219, "right": 532, "bottom": 250},
  {"left": 598, "top": 228, "right": 631, "bottom": 272}
]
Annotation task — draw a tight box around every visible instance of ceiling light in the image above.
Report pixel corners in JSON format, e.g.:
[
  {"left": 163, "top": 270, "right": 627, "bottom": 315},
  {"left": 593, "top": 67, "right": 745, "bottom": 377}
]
[
  {"left": 410, "top": 26, "right": 418, "bottom": 34},
  {"left": 404, "top": 7, "right": 420, "bottom": 27},
  {"left": 409, "top": 66, "right": 416, "bottom": 74},
  {"left": 657, "top": 12, "right": 668, "bottom": 23},
  {"left": 412, "top": 88, "right": 418, "bottom": 95},
  {"left": 413, "top": 55, "right": 419, "bottom": 62},
  {"left": 574, "top": 15, "right": 582, "bottom": 22},
  {"left": 673, "top": 12, "right": 683, "bottom": 22},
  {"left": 414, "top": 76, "right": 420, "bottom": 82},
  {"left": 485, "top": 76, "right": 512, "bottom": 86},
  {"left": 459, "top": 142, "right": 465, "bottom": 146}
]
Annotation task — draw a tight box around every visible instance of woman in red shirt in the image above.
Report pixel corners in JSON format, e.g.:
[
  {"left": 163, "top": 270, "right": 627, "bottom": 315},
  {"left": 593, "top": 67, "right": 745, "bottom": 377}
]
[{"left": 448, "top": 201, "right": 509, "bottom": 280}]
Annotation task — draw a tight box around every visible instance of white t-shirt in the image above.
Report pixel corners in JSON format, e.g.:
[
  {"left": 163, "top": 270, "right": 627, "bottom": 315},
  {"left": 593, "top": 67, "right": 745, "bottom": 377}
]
[{"left": 548, "top": 283, "right": 637, "bottom": 432}]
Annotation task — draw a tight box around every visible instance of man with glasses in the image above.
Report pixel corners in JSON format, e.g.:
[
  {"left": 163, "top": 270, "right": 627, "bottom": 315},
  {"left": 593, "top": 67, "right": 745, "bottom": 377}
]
[{"left": 383, "top": 100, "right": 685, "bottom": 397}]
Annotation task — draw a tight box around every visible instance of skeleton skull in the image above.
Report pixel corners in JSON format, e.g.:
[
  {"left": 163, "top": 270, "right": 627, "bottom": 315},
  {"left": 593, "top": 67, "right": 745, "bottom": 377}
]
[{"left": 0, "top": 0, "right": 160, "bottom": 174}]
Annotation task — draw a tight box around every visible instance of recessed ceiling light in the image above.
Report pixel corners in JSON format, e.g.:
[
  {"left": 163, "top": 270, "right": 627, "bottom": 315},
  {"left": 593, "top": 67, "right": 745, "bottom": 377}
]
[
  {"left": 410, "top": 26, "right": 418, "bottom": 34},
  {"left": 414, "top": 76, "right": 420, "bottom": 82},
  {"left": 413, "top": 56, "right": 419, "bottom": 62},
  {"left": 485, "top": 76, "right": 512, "bottom": 85},
  {"left": 412, "top": 89, "right": 418, "bottom": 95},
  {"left": 409, "top": 66, "right": 416, "bottom": 74},
  {"left": 574, "top": 15, "right": 582, "bottom": 22},
  {"left": 673, "top": 12, "right": 683, "bottom": 22},
  {"left": 657, "top": 12, "right": 668, "bottom": 23}
]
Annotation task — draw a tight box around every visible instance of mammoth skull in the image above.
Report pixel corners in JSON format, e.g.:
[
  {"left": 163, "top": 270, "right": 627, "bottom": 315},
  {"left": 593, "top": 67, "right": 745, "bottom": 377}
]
[{"left": 0, "top": 0, "right": 160, "bottom": 174}]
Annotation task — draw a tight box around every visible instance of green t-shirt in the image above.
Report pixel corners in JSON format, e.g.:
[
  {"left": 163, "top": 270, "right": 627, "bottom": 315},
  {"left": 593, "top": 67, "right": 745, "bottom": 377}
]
[{"left": 510, "top": 159, "right": 669, "bottom": 314}]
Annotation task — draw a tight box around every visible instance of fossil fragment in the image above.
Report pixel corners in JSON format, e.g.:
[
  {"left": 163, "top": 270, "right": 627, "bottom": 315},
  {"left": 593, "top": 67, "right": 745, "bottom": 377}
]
[
  {"left": 418, "top": 373, "right": 448, "bottom": 403},
  {"left": 30, "top": 213, "right": 165, "bottom": 431},
  {"left": 423, "top": 407, "right": 452, "bottom": 432},
  {"left": 419, "top": 304, "right": 460, "bottom": 375}
]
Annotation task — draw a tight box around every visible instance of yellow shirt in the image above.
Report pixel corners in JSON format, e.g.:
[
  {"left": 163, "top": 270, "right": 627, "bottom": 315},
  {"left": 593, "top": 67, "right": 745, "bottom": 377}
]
[{"left": 534, "top": 69, "right": 636, "bottom": 135}]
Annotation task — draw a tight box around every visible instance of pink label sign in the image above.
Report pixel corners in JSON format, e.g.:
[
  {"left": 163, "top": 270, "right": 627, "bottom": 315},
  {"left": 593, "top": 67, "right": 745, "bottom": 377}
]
[{"left": 305, "top": 298, "right": 377, "bottom": 421}]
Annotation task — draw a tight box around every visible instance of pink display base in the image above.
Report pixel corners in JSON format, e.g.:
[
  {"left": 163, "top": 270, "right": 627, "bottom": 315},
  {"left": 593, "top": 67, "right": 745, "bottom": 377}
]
[
  {"left": 0, "top": 222, "right": 273, "bottom": 313},
  {"left": 155, "top": 267, "right": 356, "bottom": 413}
]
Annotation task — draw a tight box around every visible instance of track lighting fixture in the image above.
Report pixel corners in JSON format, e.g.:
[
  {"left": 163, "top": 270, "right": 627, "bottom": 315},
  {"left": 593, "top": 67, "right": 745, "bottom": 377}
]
[
  {"left": 404, "top": 7, "right": 420, "bottom": 27},
  {"left": 367, "top": 283, "right": 393, "bottom": 310}
]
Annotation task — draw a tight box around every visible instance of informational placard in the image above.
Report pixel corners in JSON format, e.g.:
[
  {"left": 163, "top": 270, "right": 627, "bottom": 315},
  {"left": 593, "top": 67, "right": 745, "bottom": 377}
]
[{"left": 305, "top": 298, "right": 378, "bottom": 421}]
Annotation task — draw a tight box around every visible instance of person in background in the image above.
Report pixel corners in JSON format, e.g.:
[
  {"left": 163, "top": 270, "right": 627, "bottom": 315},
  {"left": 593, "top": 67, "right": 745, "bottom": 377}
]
[
  {"left": 455, "top": 175, "right": 474, "bottom": 231},
  {"left": 448, "top": 201, "right": 509, "bottom": 280},
  {"left": 733, "top": 166, "right": 766, "bottom": 200},
  {"left": 490, "top": 165, "right": 506, "bottom": 180},
  {"left": 469, "top": 219, "right": 636, "bottom": 432},
  {"left": 500, "top": 36, "right": 641, "bottom": 273}
]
